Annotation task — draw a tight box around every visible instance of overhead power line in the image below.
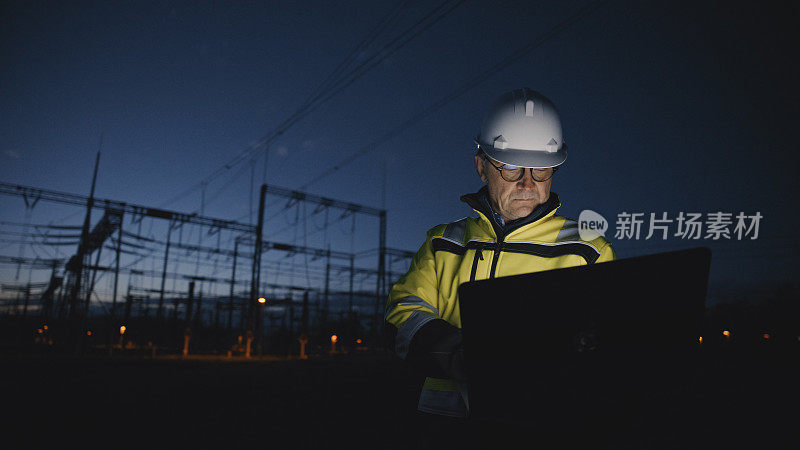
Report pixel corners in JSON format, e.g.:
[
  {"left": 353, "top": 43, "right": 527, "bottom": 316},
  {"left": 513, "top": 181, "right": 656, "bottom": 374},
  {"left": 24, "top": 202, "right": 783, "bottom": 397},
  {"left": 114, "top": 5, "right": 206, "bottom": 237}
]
[
  {"left": 300, "top": 0, "right": 610, "bottom": 189},
  {"left": 299, "top": 0, "right": 411, "bottom": 115},
  {"left": 160, "top": 0, "right": 466, "bottom": 211},
  {"left": 284, "top": 0, "right": 467, "bottom": 137},
  {"left": 194, "top": 0, "right": 412, "bottom": 216},
  {"left": 0, "top": 220, "right": 81, "bottom": 230}
]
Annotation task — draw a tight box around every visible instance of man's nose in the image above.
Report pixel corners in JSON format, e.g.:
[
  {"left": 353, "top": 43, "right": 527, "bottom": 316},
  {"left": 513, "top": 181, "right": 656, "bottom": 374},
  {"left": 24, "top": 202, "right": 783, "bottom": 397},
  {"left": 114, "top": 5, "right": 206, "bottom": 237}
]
[{"left": 517, "top": 170, "right": 536, "bottom": 188}]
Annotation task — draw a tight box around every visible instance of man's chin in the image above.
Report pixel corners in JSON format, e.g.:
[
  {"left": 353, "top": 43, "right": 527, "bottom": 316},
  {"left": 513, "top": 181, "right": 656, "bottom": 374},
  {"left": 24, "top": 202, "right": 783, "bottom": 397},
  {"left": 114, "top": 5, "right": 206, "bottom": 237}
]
[{"left": 507, "top": 207, "right": 537, "bottom": 221}]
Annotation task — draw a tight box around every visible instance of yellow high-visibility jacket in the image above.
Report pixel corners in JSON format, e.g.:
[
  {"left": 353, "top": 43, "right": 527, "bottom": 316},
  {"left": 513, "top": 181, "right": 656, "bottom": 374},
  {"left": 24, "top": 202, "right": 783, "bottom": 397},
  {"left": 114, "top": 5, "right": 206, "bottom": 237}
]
[{"left": 385, "top": 188, "right": 616, "bottom": 417}]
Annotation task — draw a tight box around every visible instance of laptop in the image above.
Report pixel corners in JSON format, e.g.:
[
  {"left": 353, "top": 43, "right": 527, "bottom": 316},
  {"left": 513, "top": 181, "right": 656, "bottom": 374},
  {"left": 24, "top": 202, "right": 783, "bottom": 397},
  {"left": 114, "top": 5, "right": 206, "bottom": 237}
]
[{"left": 457, "top": 246, "right": 712, "bottom": 426}]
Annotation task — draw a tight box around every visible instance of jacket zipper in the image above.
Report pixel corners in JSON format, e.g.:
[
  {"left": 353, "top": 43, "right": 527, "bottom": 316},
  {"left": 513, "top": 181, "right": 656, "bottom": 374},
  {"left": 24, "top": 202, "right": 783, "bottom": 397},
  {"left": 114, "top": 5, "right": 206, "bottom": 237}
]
[
  {"left": 489, "top": 241, "right": 503, "bottom": 279},
  {"left": 469, "top": 248, "right": 483, "bottom": 282}
]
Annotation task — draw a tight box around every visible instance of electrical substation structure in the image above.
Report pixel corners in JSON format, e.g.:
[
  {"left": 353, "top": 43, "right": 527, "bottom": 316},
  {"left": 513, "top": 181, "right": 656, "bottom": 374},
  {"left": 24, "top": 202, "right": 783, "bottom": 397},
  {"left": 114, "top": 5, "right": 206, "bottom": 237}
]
[{"left": 0, "top": 180, "right": 414, "bottom": 357}]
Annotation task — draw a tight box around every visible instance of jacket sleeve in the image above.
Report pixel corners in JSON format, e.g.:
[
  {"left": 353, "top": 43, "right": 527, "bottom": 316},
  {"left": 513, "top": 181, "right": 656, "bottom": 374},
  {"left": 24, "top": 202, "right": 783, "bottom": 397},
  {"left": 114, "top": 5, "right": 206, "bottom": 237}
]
[
  {"left": 384, "top": 225, "right": 444, "bottom": 360},
  {"left": 595, "top": 240, "right": 616, "bottom": 263}
]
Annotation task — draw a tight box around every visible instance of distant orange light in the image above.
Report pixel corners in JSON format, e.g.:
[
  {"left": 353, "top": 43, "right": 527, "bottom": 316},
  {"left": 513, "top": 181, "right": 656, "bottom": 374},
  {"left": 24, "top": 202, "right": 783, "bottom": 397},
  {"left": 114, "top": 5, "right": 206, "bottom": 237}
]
[
  {"left": 37, "top": 328, "right": 43, "bottom": 334},
  {"left": 86, "top": 331, "right": 92, "bottom": 336},
  {"left": 698, "top": 336, "right": 703, "bottom": 344},
  {"left": 120, "top": 325, "right": 127, "bottom": 335},
  {"left": 722, "top": 330, "right": 730, "bottom": 337},
  {"left": 330, "top": 334, "right": 338, "bottom": 343},
  {"left": 43, "top": 325, "right": 48, "bottom": 330},
  {"left": 762, "top": 333, "right": 770, "bottom": 340},
  {"left": 356, "top": 338, "right": 362, "bottom": 344},
  {"left": 258, "top": 297, "right": 266, "bottom": 304}
]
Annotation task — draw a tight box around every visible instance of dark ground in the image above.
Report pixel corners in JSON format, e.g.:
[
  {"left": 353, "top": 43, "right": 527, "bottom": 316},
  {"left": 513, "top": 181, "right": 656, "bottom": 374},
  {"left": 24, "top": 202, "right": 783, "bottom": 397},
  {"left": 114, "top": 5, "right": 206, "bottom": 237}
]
[{"left": 2, "top": 346, "right": 798, "bottom": 449}]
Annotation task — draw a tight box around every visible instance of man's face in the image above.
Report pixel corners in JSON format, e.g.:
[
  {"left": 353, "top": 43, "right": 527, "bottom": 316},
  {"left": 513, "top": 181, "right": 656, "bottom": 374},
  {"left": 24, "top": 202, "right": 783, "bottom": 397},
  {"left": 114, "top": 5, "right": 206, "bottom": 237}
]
[{"left": 475, "top": 154, "right": 552, "bottom": 222}]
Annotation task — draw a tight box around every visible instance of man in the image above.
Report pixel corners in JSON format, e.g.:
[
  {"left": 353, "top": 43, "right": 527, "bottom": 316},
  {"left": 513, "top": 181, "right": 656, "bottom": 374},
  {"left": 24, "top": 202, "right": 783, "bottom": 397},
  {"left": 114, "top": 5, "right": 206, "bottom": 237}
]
[{"left": 384, "top": 88, "right": 616, "bottom": 423}]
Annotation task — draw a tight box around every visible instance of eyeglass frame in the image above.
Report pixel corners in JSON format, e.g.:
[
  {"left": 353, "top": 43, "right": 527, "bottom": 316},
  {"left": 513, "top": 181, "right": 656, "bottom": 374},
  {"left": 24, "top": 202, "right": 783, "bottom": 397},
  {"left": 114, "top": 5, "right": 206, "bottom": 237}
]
[{"left": 478, "top": 150, "right": 559, "bottom": 183}]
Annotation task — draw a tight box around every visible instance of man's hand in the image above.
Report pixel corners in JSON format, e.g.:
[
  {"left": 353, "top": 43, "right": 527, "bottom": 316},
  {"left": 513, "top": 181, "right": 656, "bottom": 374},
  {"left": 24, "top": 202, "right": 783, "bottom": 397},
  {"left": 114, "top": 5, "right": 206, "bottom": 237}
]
[{"left": 407, "top": 319, "right": 467, "bottom": 383}]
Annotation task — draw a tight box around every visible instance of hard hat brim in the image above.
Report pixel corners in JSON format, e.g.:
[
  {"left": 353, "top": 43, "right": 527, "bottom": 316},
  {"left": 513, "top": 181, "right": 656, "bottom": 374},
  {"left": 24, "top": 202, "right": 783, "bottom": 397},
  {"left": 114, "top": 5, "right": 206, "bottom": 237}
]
[{"left": 478, "top": 142, "right": 567, "bottom": 168}]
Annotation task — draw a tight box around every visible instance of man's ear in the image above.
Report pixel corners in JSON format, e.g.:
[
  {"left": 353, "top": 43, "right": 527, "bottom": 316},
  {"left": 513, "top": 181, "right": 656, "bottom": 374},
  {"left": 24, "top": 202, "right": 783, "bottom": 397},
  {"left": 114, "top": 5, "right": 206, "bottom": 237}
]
[{"left": 475, "top": 154, "right": 488, "bottom": 183}]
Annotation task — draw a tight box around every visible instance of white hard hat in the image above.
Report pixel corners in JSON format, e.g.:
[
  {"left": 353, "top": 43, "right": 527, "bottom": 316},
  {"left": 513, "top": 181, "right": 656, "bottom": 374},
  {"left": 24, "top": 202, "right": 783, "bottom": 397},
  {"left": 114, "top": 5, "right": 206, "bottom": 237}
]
[{"left": 475, "top": 88, "right": 567, "bottom": 168}]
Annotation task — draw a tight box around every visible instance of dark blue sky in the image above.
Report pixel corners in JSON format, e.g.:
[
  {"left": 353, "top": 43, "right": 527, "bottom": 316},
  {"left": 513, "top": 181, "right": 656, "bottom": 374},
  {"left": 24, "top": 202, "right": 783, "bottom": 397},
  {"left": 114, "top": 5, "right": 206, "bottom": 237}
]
[{"left": 2, "top": 0, "right": 798, "bottom": 302}]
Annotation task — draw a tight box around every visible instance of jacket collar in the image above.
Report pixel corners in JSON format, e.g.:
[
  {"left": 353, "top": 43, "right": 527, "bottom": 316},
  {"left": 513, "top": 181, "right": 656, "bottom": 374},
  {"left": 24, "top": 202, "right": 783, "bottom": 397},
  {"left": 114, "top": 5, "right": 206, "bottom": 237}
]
[{"left": 460, "top": 186, "right": 561, "bottom": 240}]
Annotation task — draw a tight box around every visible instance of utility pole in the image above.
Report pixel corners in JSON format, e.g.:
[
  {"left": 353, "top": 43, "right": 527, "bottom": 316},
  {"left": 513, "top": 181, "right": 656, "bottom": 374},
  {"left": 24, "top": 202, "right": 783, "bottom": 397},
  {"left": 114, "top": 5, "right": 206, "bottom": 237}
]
[
  {"left": 112, "top": 211, "right": 124, "bottom": 317},
  {"left": 21, "top": 285, "right": 31, "bottom": 317},
  {"left": 183, "top": 280, "right": 195, "bottom": 359},
  {"left": 228, "top": 238, "right": 238, "bottom": 330},
  {"left": 41, "top": 262, "right": 60, "bottom": 319},
  {"left": 324, "top": 249, "right": 331, "bottom": 316},
  {"left": 157, "top": 223, "right": 172, "bottom": 320},
  {"left": 375, "top": 210, "right": 387, "bottom": 335},
  {"left": 348, "top": 255, "right": 355, "bottom": 315},
  {"left": 301, "top": 291, "right": 309, "bottom": 335},
  {"left": 249, "top": 184, "right": 266, "bottom": 352},
  {"left": 185, "top": 281, "right": 195, "bottom": 326},
  {"left": 82, "top": 239, "right": 103, "bottom": 322},
  {"left": 195, "top": 289, "right": 203, "bottom": 328},
  {"left": 123, "top": 285, "right": 132, "bottom": 325},
  {"left": 74, "top": 150, "right": 101, "bottom": 354}
]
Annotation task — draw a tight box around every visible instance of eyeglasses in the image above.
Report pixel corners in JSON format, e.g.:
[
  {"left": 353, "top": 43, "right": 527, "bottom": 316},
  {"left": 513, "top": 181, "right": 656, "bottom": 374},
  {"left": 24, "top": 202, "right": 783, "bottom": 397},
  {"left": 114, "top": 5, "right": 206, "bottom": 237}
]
[{"left": 481, "top": 154, "right": 558, "bottom": 182}]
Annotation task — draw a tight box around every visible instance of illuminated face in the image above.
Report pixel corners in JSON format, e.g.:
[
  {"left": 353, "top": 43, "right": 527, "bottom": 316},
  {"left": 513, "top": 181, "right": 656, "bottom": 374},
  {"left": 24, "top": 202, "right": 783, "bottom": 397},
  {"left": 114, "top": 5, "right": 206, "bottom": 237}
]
[{"left": 474, "top": 153, "right": 552, "bottom": 222}]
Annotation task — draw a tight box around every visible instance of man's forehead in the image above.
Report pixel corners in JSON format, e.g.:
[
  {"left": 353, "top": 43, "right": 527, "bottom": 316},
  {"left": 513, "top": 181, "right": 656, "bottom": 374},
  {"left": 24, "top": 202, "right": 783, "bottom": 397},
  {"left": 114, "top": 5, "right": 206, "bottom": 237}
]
[
  {"left": 483, "top": 154, "right": 548, "bottom": 169},
  {"left": 482, "top": 154, "right": 511, "bottom": 166}
]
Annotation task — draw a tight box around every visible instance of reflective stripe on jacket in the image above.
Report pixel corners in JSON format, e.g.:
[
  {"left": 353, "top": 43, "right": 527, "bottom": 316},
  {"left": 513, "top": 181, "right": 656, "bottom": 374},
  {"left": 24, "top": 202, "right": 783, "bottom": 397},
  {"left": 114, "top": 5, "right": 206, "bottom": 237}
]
[{"left": 385, "top": 188, "right": 616, "bottom": 418}]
